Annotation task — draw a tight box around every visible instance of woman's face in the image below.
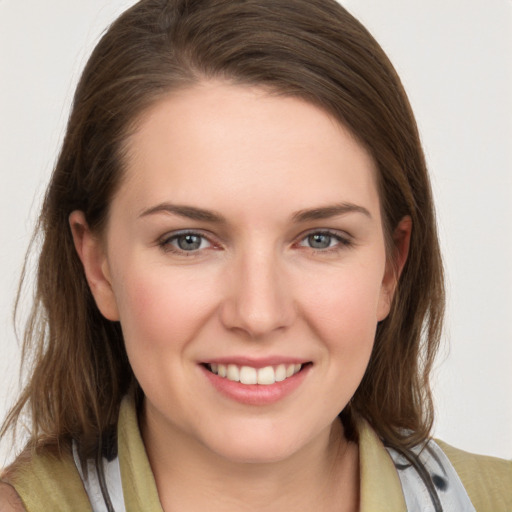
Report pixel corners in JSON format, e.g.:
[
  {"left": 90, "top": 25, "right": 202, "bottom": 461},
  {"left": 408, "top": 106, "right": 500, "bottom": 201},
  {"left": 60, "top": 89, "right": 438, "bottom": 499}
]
[{"left": 80, "top": 81, "right": 401, "bottom": 463}]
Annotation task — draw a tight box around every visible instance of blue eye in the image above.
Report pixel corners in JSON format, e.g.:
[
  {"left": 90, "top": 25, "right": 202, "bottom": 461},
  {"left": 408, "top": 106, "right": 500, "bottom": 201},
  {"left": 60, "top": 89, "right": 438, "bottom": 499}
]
[
  {"left": 161, "top": 232, "right": 211, "bottom": 253},
  {"left": 299, "top": 231, "right": 349, "bottom": 250}
]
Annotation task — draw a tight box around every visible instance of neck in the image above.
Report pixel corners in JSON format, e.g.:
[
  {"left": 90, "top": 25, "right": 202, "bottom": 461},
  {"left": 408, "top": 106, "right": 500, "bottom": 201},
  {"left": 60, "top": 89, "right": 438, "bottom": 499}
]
[{"left": 141, "top": 404, "right": 359, "bottom": 512}]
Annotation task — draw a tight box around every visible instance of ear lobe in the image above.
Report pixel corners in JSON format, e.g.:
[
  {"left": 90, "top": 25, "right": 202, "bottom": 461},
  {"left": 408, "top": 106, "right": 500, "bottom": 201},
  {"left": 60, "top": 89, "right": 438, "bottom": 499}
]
[
  {"left": 377, "top": 215, "right": 412, "bottom": 321},
  {"left": 69, "top": 211, "right": 120, "bottom": 321}
]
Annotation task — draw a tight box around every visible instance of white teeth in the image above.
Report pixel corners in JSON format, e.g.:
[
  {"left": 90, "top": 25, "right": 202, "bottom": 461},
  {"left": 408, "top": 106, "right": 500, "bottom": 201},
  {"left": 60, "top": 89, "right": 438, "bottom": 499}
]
[
  {"left": 239, "top": 366, "right": 258, "bottom": 385},
  {"left": 257, "top": 366, "right": 276, "bottom": 385},
  {"left": 227, "top": 364, "right": 239, "bottom": 382},
  {"left": 275, "top": 364, "right": 287, "bottom": 382},
  {"left": 208, "top": 362, "right": 304, "bottom": 385}
]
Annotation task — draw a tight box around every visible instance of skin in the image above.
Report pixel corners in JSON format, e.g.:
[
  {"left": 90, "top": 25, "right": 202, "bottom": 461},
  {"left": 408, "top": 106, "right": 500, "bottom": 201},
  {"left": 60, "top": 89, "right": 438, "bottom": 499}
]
[
  {"left": 71, "top": 81, "right": 411, "bottom": 512},
  {"left": 0, "top": 482, "right": 26, "bottom": 512}
]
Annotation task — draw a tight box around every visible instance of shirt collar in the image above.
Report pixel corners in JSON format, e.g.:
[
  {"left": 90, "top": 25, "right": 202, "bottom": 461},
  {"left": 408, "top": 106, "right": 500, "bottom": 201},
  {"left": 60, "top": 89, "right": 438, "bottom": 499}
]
[{"left": 358, "top": 418, "right": 407, "bottom": 511}]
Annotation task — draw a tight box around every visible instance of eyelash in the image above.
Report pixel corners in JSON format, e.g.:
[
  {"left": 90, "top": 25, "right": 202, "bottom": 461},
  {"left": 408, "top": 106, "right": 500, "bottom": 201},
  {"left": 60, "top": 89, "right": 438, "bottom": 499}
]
[
  {"left": 296, "top": 230, "right": 353, "bottom": 253},
  {"left": 158, "top": 229, "right": 353, "bottom": 256},
  {"left": 158, "top": 230, "right": 215, "bottom": 256}
]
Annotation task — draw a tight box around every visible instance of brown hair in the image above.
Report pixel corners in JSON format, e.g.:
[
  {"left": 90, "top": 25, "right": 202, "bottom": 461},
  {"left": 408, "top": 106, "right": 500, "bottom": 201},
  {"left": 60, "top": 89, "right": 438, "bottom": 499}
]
[{"left": 2, "top": 0, "right": 444, "bottom": 458}]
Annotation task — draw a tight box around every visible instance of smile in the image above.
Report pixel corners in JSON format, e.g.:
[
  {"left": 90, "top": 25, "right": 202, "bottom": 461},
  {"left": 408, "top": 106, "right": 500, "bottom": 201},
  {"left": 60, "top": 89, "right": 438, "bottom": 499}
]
[
  {"left": 207, "top": 363, "right": 303, "bottom": 385},
  {"left": 201, "top": 360, "right": 312, "bottom": 405}
]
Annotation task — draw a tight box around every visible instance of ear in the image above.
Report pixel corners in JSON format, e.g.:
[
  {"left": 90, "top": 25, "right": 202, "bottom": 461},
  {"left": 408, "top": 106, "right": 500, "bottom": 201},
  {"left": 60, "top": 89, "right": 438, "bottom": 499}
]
[
  {"left": 377, "top": 215, "right": 412, "bottom": 321},
  {"left": 69, "top": 211, "right": 120, "bottom": 321}
]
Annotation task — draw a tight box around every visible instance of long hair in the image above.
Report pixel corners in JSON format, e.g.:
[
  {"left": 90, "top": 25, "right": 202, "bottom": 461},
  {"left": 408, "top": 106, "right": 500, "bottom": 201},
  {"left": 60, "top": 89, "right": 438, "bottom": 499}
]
[{"left": 2, "top": 0, "right": 444, "bottom": 459}]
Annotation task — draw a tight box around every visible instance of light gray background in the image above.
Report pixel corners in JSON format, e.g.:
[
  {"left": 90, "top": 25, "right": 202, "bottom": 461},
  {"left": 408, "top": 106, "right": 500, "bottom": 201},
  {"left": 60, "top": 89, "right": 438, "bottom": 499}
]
[{"left": 1, "top": 0, "right": 511, "bottom": 466}]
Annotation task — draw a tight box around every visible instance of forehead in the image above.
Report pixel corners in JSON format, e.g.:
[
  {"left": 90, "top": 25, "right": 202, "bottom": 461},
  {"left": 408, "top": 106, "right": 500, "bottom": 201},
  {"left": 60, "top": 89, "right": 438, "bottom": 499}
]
[{"left": 116, "top": 81, "right": 381, "bottom": 221}]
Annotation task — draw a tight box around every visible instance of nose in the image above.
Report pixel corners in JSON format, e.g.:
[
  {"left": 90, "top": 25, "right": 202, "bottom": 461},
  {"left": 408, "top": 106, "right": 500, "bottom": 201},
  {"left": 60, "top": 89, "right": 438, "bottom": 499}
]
[{"left": 219, "top": 247, "right": 296, "bottom": 339}]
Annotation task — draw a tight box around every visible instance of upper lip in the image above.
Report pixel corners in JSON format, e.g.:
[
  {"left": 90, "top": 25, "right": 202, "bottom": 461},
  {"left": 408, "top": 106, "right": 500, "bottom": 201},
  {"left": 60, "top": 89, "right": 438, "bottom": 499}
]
[{"left": 201, "top": 357, "right": 311, "bottom": 368}]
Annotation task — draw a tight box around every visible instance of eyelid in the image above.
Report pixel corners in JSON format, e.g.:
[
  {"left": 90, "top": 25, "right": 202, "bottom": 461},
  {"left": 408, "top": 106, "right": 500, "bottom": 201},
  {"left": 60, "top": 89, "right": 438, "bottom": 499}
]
[
  {"left": 295, "top": 228, "right": 353, "bottom": 250},
  {"left": 158, "top": 229, "right": 219, "bottom": 254}
]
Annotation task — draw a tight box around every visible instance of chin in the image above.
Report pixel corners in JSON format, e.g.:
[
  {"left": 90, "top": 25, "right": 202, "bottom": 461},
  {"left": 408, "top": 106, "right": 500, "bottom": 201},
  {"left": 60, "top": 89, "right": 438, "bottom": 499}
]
[
  {"left": 212, "top": 442, "right": 299, "bottom": 465},
  {"left": 199, "top": 421, "right": 318, "bottom": 465}
]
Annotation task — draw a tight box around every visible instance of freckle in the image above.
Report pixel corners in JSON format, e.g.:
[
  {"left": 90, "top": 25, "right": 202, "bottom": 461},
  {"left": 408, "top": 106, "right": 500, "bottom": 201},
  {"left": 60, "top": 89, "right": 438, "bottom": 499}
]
[{"left": 432, "top": 474, "right": 447, "bottom": 491}]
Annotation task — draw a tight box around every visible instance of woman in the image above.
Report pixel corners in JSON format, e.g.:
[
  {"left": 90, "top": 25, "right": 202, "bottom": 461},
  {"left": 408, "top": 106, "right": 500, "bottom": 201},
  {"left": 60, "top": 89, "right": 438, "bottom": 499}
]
[{"left": 1, "top": 0, "right": 510, "bottom": 510}]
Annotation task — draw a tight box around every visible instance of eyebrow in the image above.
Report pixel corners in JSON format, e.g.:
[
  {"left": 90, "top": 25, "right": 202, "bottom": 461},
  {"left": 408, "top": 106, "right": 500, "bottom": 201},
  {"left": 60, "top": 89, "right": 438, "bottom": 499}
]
[
  {"left": 139, "top": 203, "right": 226, "bottom": 223},
  {"left": 138, "top": 201, "right": 371, "bottom": 223},
  {"left": 292, "top": 202, "right": 372, "bottom": 222}
]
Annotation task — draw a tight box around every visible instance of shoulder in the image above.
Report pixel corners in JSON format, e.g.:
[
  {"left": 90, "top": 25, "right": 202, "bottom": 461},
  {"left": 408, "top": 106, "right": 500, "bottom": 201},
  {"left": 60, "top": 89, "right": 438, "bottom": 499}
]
[
  {"left": 436, "top": 439, "right": 512, "bottom": 511},
  {"left": 1, "top": 443, "right": 92, "bottom": 512},
  {"left": 0, "top": 482, "right": 26, "bottom": 512}
]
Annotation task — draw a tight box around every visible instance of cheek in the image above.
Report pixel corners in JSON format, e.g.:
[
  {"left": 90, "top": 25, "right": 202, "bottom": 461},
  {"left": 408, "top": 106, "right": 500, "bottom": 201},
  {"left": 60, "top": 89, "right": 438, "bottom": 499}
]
[
  {"left": 300, "top": 264, "right": 384, "bottom": 337},
  {"left": 111, "top": 264, "right": 220, "bottom": 356},
  {"left": 297, "top": 263, "right": 383, "bottom": 383}
]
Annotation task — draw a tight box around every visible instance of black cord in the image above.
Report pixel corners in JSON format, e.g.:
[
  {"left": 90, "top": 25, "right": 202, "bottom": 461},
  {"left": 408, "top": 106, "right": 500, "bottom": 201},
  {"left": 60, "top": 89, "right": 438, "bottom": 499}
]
[
  {"left": 388, "top": 444, "right": 444, "bottom": 512},
  {"left": 96, "top": 440, "right": 116, "bottom": 512}
]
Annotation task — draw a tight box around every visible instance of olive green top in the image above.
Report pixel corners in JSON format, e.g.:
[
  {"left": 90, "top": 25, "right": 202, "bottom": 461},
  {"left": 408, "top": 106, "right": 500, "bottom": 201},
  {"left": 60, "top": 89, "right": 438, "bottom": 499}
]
[{"left": 3, "top": 397, "right": 511, "bottom": 511}]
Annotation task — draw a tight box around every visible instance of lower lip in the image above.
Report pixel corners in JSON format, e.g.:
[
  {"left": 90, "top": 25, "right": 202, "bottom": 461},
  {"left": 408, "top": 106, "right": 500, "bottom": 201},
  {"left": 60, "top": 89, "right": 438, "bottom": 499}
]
[{"left": 201, "top": 365, "right": 311, "bottom": 405}]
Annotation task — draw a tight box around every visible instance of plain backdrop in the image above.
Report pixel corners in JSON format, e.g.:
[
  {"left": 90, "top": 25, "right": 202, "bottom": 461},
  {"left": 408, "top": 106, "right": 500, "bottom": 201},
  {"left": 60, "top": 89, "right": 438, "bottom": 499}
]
[{"left": 0, "top": 0, "right": 511, "bottom": 467}]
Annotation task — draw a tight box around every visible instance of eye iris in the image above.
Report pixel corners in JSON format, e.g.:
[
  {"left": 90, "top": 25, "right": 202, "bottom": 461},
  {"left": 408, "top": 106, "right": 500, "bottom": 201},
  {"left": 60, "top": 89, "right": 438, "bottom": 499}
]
[
  {"left": 308, "top": 233, "right": 331, "bottom": 249},
  {"left": 177, "top": 234, "right": 202, "bottom": 251}
]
